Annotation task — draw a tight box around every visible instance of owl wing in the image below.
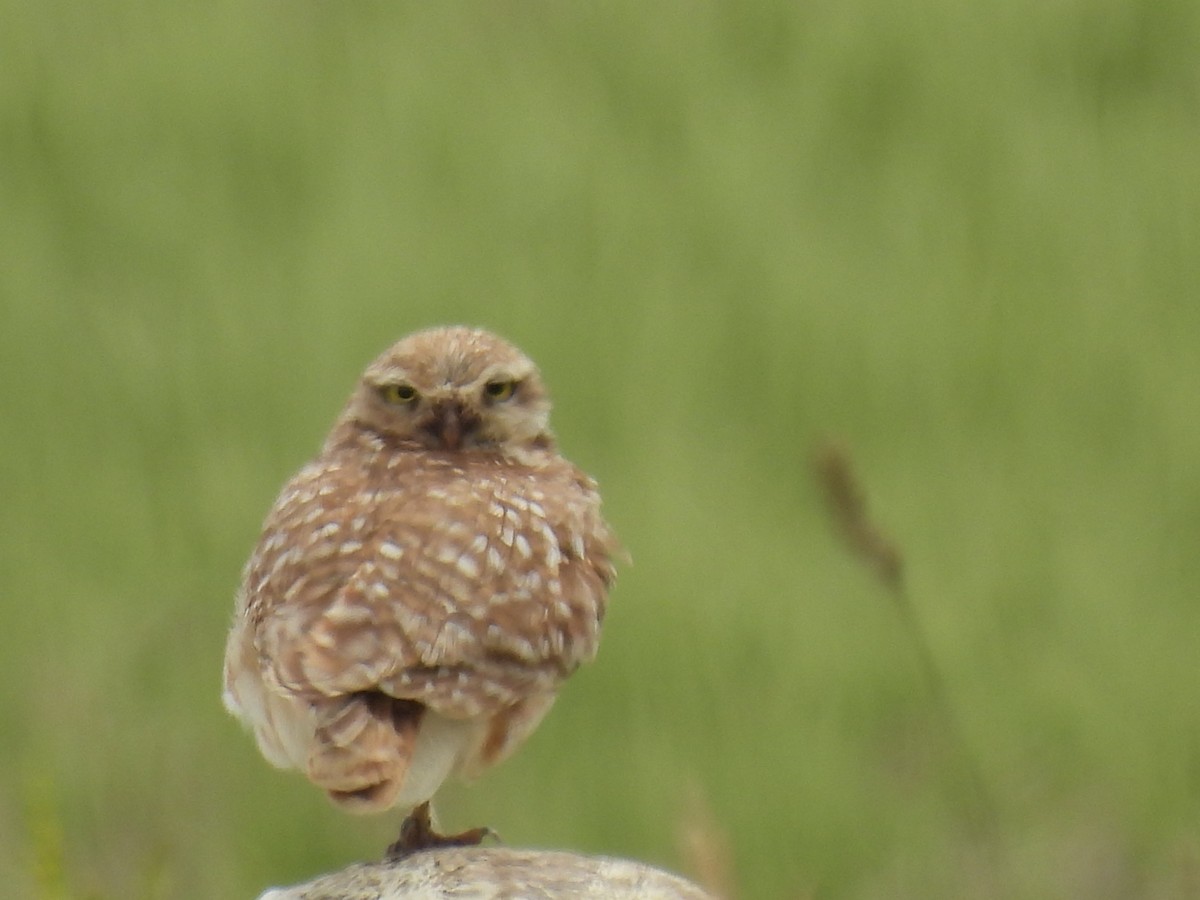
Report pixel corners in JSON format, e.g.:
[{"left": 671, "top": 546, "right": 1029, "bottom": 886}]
[{"left": 254, "top": 455, "right": 618, "bottom": 720}]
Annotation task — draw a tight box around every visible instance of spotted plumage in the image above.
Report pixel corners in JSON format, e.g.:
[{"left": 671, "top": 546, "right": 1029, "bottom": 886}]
[{"left": 223, "top": 327, "right": 619, "bottom": 822}]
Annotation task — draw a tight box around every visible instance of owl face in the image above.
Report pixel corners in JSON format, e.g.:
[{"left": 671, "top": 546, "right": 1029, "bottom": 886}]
[{"left": 347, "top": 327, "right": 552, "bottom": 453}]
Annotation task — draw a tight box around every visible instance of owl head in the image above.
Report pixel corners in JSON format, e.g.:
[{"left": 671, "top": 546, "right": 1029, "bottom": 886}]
[{"left": 342, "top": 326, "right": 553, "bottom": 454}]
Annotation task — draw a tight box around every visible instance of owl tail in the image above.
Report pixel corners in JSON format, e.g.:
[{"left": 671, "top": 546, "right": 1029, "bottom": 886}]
[{"left": 306, "top": 692, "right": 423, "bottom": 814}]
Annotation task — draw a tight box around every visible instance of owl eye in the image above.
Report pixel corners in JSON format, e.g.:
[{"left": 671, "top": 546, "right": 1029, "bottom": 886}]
[
  {"left": 379, "top": 383, "right": 419, "bottom": 405},
  {"left": 483, "top": 379, "right": 517, "bottom": 402}
]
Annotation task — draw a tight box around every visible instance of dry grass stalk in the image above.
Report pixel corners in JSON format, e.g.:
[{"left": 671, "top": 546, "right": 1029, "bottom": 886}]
[
  {"left": 812, "top": 439, "right": 1003, "bottom": 859},
  {"left": 813, "top": 439, "right": 905, "bottom": 593},
  {"left": 677, "top": 788, "right": 738, "bottom": 900}
]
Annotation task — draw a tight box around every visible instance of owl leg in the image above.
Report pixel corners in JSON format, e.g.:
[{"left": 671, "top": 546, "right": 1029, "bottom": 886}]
[{"left": 384, "top": 801, "right": 496, "bottom": 860}]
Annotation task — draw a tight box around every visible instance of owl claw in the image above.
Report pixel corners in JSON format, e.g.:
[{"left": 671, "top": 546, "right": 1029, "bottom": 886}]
[{"left": 385, "top": 802, "right": 499, "bottom": 860}]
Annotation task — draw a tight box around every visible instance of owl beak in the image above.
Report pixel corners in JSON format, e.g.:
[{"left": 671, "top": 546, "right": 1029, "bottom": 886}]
[{"left": 428, "top": 402, "right": 477, "bottom": 451}]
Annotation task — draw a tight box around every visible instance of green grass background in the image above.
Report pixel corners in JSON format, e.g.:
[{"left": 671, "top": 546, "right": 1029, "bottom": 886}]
[{"left": 2, "top": 1, "right": 1198, "bottom": 897}]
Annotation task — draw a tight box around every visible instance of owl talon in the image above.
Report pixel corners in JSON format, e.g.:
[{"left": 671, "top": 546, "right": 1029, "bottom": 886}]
[{"left": 385, "top": 801, "right": 498, "bottom": 860}]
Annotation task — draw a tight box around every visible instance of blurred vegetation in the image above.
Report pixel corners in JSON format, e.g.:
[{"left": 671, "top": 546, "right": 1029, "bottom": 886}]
[{"left": 2, "top": 1, "right": 1198, "bottom": 898}]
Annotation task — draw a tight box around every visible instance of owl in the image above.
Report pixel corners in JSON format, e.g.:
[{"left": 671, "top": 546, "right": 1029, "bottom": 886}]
[{"left": 222, "top": 326, "right": 620, "bottom": 853}]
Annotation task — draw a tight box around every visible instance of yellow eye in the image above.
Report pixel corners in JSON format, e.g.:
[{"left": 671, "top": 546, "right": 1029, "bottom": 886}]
[
  {"left": 379, "top": 383, "right": 418, "bottom": 405},
  {"left": 483, "top": 380, "right": 516, "bottom": 402}
]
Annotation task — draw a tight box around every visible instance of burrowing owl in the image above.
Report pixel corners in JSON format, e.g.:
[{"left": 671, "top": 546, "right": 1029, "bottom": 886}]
[{"left": 222, "top": 326, "right": 620, "bottom": 849}]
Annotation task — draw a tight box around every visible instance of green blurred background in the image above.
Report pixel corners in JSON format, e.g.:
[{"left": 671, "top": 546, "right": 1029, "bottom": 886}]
[{"left": 2, "top": 1, "right": 1197, "bottom": 897}]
